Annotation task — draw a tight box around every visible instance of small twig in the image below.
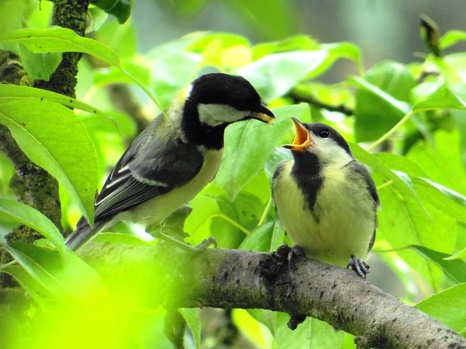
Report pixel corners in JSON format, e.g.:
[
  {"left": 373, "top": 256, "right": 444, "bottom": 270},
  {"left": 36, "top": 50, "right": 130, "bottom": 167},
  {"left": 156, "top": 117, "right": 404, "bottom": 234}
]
[{"left": 288, "top": 89, "right": 353, "bottom": 116}]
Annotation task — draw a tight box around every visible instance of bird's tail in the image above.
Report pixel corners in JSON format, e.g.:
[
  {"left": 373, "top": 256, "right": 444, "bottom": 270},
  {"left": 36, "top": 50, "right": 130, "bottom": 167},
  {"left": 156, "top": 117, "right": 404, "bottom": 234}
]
[{"left": 65, "top": 218, "right": 107, "bottom": 251}]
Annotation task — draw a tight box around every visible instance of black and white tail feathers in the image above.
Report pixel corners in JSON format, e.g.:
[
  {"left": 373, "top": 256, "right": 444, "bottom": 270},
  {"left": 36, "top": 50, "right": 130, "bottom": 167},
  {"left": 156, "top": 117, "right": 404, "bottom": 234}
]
[{"left": 65, "top": 219, "right": 108, "bottom": 251}]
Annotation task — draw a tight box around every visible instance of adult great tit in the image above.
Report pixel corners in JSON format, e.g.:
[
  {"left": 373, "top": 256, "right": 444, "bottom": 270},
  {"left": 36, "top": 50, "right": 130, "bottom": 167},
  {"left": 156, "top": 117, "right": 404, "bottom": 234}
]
[
  {"left": 66, "top": 73, "right": 275, "bottom": 250},
  {"left": 272, "top": 118, "right": 379, "bottom": 278}
]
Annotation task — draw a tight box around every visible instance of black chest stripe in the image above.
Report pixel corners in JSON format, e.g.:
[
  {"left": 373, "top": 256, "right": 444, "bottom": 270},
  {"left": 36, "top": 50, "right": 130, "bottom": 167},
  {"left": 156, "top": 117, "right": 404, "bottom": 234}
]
[{"left": 291, "top": 152, "right": 323, "bottom": 213}]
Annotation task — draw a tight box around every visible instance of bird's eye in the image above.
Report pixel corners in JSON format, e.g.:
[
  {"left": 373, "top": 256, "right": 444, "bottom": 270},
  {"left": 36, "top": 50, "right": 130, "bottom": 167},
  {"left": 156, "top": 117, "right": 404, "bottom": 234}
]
[{"left": 319, "top": 129, "right": 330, "bottom": 138}]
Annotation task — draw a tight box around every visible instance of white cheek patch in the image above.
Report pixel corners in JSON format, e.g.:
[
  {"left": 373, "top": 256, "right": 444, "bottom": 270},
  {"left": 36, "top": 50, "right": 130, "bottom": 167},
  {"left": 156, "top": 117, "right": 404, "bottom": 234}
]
[
  {"left": 311, "top": 137, "right": 353, "bottom": 166},
  {"left": 198, "top": 103, "right": 250, "bottom": 126}
]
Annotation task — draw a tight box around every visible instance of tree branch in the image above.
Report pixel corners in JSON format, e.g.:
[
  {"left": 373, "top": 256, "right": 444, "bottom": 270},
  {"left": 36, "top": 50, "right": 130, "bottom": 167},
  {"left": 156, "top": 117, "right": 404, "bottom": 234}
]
[
  {"left": 288, "top": 88, "right": 353, "bottom": 116},
  {"left": 79, "top": 242, "right": 466, "bottom": 349}
]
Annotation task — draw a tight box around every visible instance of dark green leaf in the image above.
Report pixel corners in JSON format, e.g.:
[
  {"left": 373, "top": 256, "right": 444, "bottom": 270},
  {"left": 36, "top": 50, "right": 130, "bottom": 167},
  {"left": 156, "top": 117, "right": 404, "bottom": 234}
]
[
  {"left": 411, "top": 245, "right": 466, "bottom": 284},
  {"left": 91, "top": 0, "right": 132, "bottom": 24},
  {"left": 420, "top": 14, "right": 441, "bottom": 57},
  {"left": 413, "top": 178, "right": 466, "bottom": 221},
  {"left": 350, "top": 64, "right": 413, "bottom": 142}
]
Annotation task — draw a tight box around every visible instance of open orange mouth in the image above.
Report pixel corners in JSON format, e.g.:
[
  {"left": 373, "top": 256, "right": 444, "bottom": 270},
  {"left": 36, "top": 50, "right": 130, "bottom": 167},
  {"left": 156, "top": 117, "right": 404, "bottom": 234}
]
[{"left": 283, "top": 117, "right": 311, "bottom": 151}]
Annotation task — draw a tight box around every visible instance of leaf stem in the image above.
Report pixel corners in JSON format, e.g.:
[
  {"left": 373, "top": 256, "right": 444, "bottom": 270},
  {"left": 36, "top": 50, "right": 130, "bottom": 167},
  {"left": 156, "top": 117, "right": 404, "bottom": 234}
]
[
  {"left": 367, "top": 111, "right": 414, "bottom": 152},
  {"left": 212, "top": 214, "right": 251, "bottom": 236},
  {"left": 257, "top": 198, "right": 273, "bottom": 227}
]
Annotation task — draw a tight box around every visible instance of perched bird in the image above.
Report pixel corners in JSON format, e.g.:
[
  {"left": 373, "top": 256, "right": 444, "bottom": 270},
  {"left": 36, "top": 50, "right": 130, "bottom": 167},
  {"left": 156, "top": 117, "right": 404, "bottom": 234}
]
[
  {"left": 272, "top": 118, "right": 379, "bottom": 278},
  {"left": 66, "top": 73, "right": 275, "bottom": 250}
]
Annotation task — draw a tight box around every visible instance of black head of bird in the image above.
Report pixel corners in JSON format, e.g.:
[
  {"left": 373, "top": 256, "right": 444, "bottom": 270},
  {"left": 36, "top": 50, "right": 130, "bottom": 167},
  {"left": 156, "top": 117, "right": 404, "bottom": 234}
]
[
  {"left": 66, "top": 73, "right": 274, "bottom": 251},
  {"left": 272, "top": 117, "right": 379, "bottom": 278},
  {"left": 180, "top": 73, "right": 275, "bottom": 150}
]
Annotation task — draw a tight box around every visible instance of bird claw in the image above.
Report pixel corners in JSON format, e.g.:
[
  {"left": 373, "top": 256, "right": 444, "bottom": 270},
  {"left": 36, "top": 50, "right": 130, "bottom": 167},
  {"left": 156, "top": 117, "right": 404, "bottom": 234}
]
[
  {"left": 347, "top": 255, "right": 370, "bottom": 279},
  {"left": 192, "top": 236, "right": 217, "bottom": 252}
]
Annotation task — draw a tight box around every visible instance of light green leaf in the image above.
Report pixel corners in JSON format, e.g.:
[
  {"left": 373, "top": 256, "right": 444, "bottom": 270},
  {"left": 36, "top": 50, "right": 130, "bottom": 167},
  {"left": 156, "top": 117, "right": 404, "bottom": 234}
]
[
  {"left": 18, "top": 45, "right": 62, "bottom": 81},
  {"left": 413, "top": 86, "right": 466, "bottom": 111},
  {"left": 407, "top": 129, "right": 466, "bottom": 196},
  {"left": 178, "top": 308, "right": 201, "bottom": 349},
  {"left": 252, "top": 35, "right": 319, "bottom": 60},
  {"left": 240, "top": 222, "right": 274, "bottom": 252},
  {"left": 5, "top": 243, "right": 73, "bottom": 301},
  {"left": 0, "top": 84, "right": 108, "bottom": 117},
  {"left": 215, "top": 104, "right": 309, "bottom": 200},
  {"left": 416, "top": 283, "right": 466, "bottom": 332},
  {"left": 6, "top": 242, "right": 107, "bottom": 303},
  {"left": 185, "top": 185, "right": 244, "bottom": 248},
  {"left": 0, "top": 27, "right": 120, "bottom": 67},
  {"left": 1, "top": 265, "right": 56, "bottom": 306},
  {"left": 237, "top": 51, "right": 328, "bottom": 100},
  {"left": 0, "top": 97, "right": 98, "bottom": 224},
  {"left": 411, "top": 245, "right": 466, "bottom": 284},
  {"left": 446, "top": 247, "right": 466, "bottom": 260},
  {"left": 440, "top": 30, "right": 466, "bottom": 49},
  {"left": 0, "top": 198, "right": 64, "bottom": 251}
]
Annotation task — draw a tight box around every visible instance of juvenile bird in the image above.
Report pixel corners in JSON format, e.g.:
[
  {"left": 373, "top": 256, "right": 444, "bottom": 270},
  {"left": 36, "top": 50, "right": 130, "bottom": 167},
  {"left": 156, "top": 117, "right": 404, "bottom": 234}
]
[
  {"left": 66, "top": 73, "right": 275, "bottom": 250},
  {"left": 272, "top": 118, "right": 378, "bottom": 278}
]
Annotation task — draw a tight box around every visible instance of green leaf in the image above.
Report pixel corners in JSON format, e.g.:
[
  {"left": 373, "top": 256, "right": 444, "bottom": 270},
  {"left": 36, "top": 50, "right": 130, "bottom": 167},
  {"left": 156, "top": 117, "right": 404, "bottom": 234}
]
[
  {"left": 413, "top": 178, "right": 466, "bottom": 221},
  {"left": 5, "top": 243, "right": 73, "bottom": 301},
  {"left": 413, "top": 86, "right": 466, "bottom": 111},
  {"left": 440, "top": 30, "right": 466, "bottom": 49},
  {"left": 178, "top": 308, "right": 201, "bottom": 349},
  {"left": 185, "top": 185, "right": 244, "bottom": 248},
  {"left": 0, "top": 96, "right": 98, "bottom": 224},
  {"left": 252, "top": 35, "right": 319, "bottom": 60},
  {"left": 18, "top": 45, "right": 62, "bottom": 81},
  {"left": 420, "top": 14, "right": 441, "bottom": 57},
  {"left": 416, "top": 283, "right": 466, "bottom": 332},
  {"left": 411, "top": 245, "right": 466, "bottom": 284},
  {"left": 237, "top": 51, "right": 329, "bottom": 100},
  {"left": 446, "top": 247, "right": 466, "bottom": 260},
  {"left": 407, "top": 129, "right": 466, "bottom": 196},
  {"left": 350, "top": 64, "right": 413, "bottom": 142},
  {"left": 351, "top": 145, "right": 449, "bottom": 287},
  {"left": 93, "top": 232, "right": 153, "bottom": 246},
  {"left": 0, "top": 84, "right": 108, "bottom": 117},
  {"left": 215, "top": 104, "right": 309, "bottom": 200},
  {"left": 1, "top": 265, "right": 56, "bottom": 306},
  {"left": 240, "top": 222, "right": 274, "bottom": 252},
  {"left": 6, "top": 242, "right": 107, "bottom": 303},
  {"left": 0, "top": 28, "right": 120, "bottom": 67},
  {"left": 0, "top": 198, "right": 64, "bottom": 251},
  {"left": 91, "top": 0, "right": 131, "bottom": 24}
]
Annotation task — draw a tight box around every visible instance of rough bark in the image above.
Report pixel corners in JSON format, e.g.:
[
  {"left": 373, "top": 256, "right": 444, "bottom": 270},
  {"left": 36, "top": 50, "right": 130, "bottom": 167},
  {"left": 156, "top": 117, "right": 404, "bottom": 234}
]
[{"left": 78, "top": 242, "right": 466, "bottom": 349}]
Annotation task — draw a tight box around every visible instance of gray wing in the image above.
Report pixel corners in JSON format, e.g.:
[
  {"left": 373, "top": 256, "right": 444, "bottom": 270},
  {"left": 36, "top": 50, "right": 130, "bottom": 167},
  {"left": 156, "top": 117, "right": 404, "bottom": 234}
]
[
  {"left": 349, "top": 160, "right": 379, "bottom": 252},
  {"left": 68, "top": 117, "right": 204, "bottom": 250},
  {"left": 93, "top": 119, "right": 204, "bottom": 222}
]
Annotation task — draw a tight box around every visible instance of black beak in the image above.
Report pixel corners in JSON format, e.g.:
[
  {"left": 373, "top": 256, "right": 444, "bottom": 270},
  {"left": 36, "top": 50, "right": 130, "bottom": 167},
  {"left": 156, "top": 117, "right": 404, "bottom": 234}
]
[{"left": 249, "top": 103, "right": 275, "bottom": 124}]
